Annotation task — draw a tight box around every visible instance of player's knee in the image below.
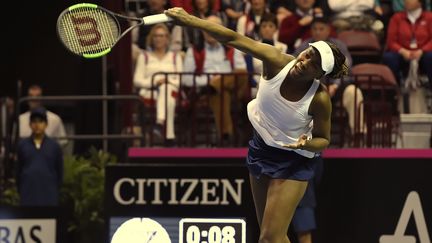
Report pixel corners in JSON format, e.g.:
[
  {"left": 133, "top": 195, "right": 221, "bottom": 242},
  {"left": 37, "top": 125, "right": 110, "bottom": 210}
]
[{"left": 258, "top": 228, "right": 285, "bottom": 243}]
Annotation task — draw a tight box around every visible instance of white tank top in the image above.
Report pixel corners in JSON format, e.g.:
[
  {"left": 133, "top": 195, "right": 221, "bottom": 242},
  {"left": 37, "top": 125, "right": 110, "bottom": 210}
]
[{"left": 247, "top": 59, "right": 320, "bottom": 158}]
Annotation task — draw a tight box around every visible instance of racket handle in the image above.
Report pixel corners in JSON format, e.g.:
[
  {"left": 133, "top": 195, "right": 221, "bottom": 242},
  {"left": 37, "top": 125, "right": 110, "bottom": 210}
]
[{"left": 143, "top": 14, "right": 173, "bottom": 25}]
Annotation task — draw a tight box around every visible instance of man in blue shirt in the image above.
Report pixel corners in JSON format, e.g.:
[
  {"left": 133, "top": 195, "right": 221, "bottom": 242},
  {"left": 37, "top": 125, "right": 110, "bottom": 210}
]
[{"left": 16, "top": 107, "right": 63, "bottom": 206}]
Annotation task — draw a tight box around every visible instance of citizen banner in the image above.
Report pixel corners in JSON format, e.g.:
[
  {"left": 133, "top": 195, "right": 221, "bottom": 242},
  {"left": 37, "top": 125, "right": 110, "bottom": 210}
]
[{"left": 105, "top": 163, "right": 259, "bottom": 243}]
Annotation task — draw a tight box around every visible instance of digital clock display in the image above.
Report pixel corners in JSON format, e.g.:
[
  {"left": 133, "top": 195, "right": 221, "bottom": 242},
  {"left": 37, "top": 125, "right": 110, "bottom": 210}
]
[{"left": 179, "top": 218, "right": 246, "bottom": 243}]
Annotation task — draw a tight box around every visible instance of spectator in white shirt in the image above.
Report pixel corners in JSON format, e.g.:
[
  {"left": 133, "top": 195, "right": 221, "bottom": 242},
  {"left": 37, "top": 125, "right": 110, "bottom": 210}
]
[
  {"left": 134, "top": 23, "right": 183, "bottom": 146},
  {"left": 19, "top": 85, "right": 67, "bottom": 147},
  {"left": 327, "top": 0, "right": 384, "bottom": 36}
]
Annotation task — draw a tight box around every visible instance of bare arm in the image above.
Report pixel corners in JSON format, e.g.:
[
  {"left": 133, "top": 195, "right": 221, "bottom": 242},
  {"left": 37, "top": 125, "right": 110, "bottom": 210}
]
[
  {"left": 305, "top": 87, "right": 332, "bottom": 152},
  {"left": 283, "top": 86, "right": 332, "bottom": 152},
  {"left": 165, "top": 8, "right": 293, "bottom": 76}
]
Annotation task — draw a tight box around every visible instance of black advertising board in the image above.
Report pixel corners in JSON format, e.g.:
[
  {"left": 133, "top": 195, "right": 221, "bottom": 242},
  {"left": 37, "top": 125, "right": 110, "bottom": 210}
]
[
  {"left": 117, "top": 148, "right": 432, "bottom": 243},
  {"left": 105, "top": 163, "right": 258, "bottom": 243}
]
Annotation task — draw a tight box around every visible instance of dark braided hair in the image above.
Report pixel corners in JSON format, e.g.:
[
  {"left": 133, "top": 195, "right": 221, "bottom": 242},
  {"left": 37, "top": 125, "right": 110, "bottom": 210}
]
[{"left": 326, "top": 41, "right": 349, "bottom": 79}]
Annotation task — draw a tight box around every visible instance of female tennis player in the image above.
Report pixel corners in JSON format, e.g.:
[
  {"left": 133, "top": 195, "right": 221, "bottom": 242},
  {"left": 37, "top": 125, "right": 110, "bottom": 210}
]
[{"left": 165, "top": 7, "right": 348, "bottom": 243}]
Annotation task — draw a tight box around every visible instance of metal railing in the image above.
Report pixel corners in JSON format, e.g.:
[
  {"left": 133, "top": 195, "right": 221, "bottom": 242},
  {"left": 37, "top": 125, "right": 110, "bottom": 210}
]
[
  {"left": 15, "top": 95, "right": 147, "bottom": 151},
  {"left": 141, "top": 71, "right": 257, "bottom": 147}
]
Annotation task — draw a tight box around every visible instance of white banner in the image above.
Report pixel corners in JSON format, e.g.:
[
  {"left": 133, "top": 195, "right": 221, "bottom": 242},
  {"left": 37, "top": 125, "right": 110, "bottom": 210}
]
[{"left": 0, "top": 219, "right": 56, "bottom": 243}]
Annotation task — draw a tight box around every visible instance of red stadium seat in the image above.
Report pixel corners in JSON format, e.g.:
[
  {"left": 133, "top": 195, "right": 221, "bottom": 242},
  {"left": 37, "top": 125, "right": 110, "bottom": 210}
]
[
  {"left": 338, "top": 30, "right": 382, "bottom": 65},
  {"left": 350, "top": 63, "right": 401, "bottom": 147}
]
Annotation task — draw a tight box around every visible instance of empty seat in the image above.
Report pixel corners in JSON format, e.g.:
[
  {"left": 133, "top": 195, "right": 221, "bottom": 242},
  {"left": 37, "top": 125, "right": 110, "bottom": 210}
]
[
  {"left": 350, "top": 63, "right": 401, "bottom": 147},
  {"left": 338, "top": 31, "right": 382, "bottom": 65}
]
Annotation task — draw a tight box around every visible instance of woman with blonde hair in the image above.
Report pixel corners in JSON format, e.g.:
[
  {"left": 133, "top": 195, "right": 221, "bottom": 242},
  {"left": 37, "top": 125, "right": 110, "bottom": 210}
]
[{"left": 134, "top": 23, "right": 183, "bottom": 146}]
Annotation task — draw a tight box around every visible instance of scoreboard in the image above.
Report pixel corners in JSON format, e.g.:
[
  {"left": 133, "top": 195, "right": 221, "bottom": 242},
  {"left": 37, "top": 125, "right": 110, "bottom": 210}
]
[{"left": 105, "top": 163, "right": 258, "bottom": 243}]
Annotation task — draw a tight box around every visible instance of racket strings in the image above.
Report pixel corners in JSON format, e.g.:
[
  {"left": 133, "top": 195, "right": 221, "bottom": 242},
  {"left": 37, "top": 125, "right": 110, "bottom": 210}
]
[{"left": 58, "top": 7, "right": 119, "bottom": 55}]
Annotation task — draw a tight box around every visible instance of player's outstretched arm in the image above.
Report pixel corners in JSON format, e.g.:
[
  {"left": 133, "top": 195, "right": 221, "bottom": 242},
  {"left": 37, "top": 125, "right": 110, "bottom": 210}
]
[{"left": 165, "top": 7, "right": 293, "bottom": 74}]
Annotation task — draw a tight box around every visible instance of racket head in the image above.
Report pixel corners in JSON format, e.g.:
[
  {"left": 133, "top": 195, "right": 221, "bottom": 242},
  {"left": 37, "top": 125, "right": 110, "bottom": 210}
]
[{"left": 56, "top": 3, "right": 121, "bottom": 58}]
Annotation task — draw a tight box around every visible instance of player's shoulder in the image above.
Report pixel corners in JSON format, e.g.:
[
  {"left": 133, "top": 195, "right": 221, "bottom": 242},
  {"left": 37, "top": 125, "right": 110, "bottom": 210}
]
[
  {"left": 312, "top": 83, "right": 331, "bottom": 108},
  {"left": 284, "top": 53, "right": 296, "bottom": 63},
  {"left": 271, "top": 52, "right": 295, "bottom": 68}
]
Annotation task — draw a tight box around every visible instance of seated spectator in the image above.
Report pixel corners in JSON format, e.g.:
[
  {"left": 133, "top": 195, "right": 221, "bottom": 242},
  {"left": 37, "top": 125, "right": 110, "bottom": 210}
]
[
  {"left": 278, "top": 0, "right": 324, "bottom": 51},
  {"left": 19, "top": 84, "right": 67, "bottom": 147},
  {"left": 294, "top": 16, "right": 365, "bottom": 134},
  {"left": 327, "top": 0, "right": 384, "bottom": 37},
  {"left": 380, "top": 0, "right": 431, "bottom": 12},
  {"left": 252, "top": 13, "right": 288, "bottom": 93},
  {"left": 256, "top": 13, "right": 288, "bottom": 53},
  {"left": 237, "top": 0, "right": 270, "bottom": 41},
  {"left": 171, "top": 0, "right": 221, "bottom": 14},
  {"left": 183, "top": 15, "right": 248, "bottom": 143},
  {"left": 267, "top": 0, "right": 296, "bottom": 24},
  {"left": 136, "top": 0, "right": 184, "bottom": 52},
  {"left": 184, "top": 0, "right": 227, "bottom": 49},
  {"left": 133, "top": 23, "right": 183, "bottom": 147},
  {"left": 221, "top": 0, "right": 249, "bottom": 30},
  {"left": 382, "top": 0, "right": 432, "bottom": 89}
]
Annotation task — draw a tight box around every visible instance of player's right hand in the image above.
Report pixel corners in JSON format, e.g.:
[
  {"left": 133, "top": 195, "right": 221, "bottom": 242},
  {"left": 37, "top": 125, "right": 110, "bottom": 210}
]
[{"left": 165, "top": 8, "right": 194, "bottom": 26}]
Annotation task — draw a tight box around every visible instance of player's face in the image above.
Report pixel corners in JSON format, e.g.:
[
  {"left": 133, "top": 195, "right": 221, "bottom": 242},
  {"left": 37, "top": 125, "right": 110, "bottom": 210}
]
[{"left": 291, "top": 47, "right": 324, "bottom": 79}]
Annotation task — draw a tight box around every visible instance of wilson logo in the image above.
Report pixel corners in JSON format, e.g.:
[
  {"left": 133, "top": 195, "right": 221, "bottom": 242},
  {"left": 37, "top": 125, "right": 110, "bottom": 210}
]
[{"left": 71, "top": 16, "right": 101, "bottom": 46}]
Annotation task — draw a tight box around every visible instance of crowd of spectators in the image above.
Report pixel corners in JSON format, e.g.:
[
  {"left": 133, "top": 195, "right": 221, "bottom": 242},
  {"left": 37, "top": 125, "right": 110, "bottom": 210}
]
[{"left": 128, "top": 0, "right": 432, "bottom": 148}]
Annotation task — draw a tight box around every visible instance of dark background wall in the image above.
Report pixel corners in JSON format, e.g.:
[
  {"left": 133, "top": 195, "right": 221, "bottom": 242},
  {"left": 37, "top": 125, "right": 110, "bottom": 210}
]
[
  {"left": 1, "top": 0, "right": 105, "bottom": 97},
  {"left": 1, "top": 0, "right": 132, "bottom": 154}
]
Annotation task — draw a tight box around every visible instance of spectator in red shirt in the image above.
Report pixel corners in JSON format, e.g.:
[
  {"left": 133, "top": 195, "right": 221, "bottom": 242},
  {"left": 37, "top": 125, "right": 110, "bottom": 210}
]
[
  {"left": 237, "top": 0, "right": 270, "bottom": 40},
  {"left": 184, "top": 0, "right": 227, "bottom": 48},
  {"left": 278, "top": 0, "right": 324, "bottom": 52},
  {"left": 171, "top": 0, "right": 220, "bottom": 13},
  {"left": 382, "top": 0, "right": 432, "bottom": 87}
]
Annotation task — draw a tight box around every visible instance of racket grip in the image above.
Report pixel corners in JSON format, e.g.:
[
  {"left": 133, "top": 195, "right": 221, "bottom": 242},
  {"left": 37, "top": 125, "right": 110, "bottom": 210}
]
[{"left": 143, "top": 14, "right": 173, "bottom": 25}]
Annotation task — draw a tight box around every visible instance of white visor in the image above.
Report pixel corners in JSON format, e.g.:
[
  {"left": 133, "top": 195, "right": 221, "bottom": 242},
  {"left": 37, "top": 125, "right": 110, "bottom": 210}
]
[{"left": 309, "top": 41, "right": 334, "bottom": 75}]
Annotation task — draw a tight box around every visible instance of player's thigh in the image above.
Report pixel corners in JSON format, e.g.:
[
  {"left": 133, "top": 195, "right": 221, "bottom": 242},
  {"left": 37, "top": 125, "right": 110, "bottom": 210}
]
[
  {"left": 249, "top": 174, "right": 270, "bottom": 226},
  {"left": 261, "top": 179, "right": 308, "bottom": 234}
]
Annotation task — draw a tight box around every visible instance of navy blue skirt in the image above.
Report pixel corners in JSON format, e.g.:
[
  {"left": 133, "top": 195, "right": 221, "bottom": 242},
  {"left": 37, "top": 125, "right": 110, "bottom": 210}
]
[{"left": 246, "top": 129, "right": 319, "bottom": 180}]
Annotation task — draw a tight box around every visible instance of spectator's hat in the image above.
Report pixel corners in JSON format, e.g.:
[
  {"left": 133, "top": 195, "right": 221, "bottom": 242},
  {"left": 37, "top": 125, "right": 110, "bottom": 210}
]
[{"left": 30, "top": 107, "right": 48, "bottom": 122}]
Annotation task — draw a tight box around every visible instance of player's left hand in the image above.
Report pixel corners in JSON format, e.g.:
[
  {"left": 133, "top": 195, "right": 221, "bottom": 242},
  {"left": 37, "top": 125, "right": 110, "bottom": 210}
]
[{"left": 282, "top": 134, "right": 308, "bottom": 149}]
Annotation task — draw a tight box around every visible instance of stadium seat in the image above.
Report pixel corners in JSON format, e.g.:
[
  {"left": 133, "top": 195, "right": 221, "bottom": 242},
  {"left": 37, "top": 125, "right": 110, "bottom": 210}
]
[
  {"left": 338, "top": 30, "right": 382, "bottom": 65},
  {"left": 350, "top": 63, "right": 401, "bottom": 147}
]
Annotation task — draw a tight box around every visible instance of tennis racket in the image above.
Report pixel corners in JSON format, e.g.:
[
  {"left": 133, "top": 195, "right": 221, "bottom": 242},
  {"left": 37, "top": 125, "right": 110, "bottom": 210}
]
[{"left": 56, "top": 3, "right": 172, "bottom": 58}]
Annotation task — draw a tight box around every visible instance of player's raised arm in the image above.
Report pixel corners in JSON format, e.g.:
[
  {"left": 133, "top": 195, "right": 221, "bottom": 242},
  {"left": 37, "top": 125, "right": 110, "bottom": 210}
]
[{"left": 165, "top": 8, "right": 292, "bottom": 73}]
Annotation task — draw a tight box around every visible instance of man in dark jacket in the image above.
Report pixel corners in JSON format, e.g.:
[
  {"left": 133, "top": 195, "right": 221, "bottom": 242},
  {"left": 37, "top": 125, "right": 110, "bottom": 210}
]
[{"left": 16, "top": 107, "right": 63, "bottom": 206}]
